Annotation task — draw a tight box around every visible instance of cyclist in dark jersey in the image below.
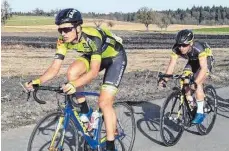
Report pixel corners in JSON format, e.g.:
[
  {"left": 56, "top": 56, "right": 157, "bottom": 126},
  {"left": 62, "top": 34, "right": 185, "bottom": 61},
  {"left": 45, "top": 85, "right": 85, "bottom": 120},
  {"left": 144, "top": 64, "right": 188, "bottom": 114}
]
[
  {"left": 158, "top": 29, "right": 214, "bottom": 124},
  {"left": 25, "top": 8, "right": 126, "bottom": 151}
]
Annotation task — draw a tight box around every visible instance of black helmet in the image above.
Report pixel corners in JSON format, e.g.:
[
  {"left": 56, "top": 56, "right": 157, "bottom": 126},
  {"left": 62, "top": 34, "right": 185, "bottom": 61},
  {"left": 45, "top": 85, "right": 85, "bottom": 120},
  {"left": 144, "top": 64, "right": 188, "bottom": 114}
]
[
  {"left": 55, "top": 8, "right": 83, "bottom": 26},
  {"left": 175, "top": 29, "right": 194, "bottom": 45}
]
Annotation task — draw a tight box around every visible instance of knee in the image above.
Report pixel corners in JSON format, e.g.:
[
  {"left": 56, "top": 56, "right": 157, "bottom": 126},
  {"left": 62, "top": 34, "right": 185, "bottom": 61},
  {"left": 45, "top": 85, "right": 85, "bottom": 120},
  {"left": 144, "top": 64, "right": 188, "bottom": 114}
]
[
  {"left": 67, "top": 68, "right": 79, "bottom": 81},
  {"left": 98, "top": 99, "right": 112, "bottom": 110}
]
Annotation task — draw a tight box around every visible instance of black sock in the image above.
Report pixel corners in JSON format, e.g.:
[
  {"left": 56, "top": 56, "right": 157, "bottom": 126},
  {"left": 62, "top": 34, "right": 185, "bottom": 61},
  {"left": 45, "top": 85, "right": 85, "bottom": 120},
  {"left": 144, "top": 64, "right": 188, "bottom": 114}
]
[
  {"left": 80, "top": 101, "right": 89, "bottom": 114},
  {"left": 106, "top": 140, "right": 115, "bottom": 150}
]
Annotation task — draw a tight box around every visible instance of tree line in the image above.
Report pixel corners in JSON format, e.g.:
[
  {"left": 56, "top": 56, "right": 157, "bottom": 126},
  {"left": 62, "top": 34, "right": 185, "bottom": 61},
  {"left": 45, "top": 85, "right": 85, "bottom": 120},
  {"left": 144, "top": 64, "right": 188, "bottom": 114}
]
[
  {"left": 2, "top": 0, "right": 229, "bottom": 29},
  {"left": 83, "top": 6, "right": 229, "bottom": 28}
]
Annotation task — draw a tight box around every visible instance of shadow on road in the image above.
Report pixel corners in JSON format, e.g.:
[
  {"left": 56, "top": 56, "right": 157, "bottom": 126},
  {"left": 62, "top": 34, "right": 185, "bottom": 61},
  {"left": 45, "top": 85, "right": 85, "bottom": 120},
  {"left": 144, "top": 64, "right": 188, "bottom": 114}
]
[
  {"left": 126, "top": 101, "right": 165, "bottom": 146},
  {"left": 126, "top": 99, "right": 207, "bottom": 147},
  {"left": 217, "top": 94, "right": 229, "bottom": 118}
]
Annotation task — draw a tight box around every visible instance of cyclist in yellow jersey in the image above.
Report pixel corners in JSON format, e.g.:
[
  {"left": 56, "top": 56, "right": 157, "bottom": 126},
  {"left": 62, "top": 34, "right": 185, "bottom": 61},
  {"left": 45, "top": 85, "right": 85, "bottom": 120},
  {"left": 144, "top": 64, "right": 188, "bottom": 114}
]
[
  {"left": 25, "top": 8, "right": 127, "bottom": 151},
  {"left": 158, "top": 29, "right": 214, "bottom": 124}
]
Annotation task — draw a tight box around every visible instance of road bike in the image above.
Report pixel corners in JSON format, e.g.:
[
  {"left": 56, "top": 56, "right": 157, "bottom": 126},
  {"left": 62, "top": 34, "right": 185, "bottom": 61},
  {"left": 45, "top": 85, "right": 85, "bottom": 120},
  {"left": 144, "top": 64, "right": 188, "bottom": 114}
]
[
  {"left": 26, "top": 85, "right": 136, "bottom": 151},
  {"left": 158, "top": 72, "right": 218, "bottom": 146}
]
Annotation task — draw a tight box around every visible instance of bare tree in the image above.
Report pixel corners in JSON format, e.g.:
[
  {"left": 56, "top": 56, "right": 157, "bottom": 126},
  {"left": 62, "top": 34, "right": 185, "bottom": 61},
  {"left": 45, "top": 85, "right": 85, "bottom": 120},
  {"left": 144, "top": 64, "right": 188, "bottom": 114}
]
[
  {"left": 136, "top": 7, "right": 156, "bottom": 31},
  {"left": 155, "top": 13, "right": 171, "bottom": 30},
  {"left": 107, "top": 21, "right": 115, "bottom": 29},
  {"left": 32, "top": 8, "right": 45, "bottom": 16},
  {"left": 1, "top": 0, "right": 12, "bottom": 25},
  {"left": 51, "top": 8, "right": 61, "bottom": 16},
  {"left": 93, "top": 19, "right": 103, "bottom": 27}
]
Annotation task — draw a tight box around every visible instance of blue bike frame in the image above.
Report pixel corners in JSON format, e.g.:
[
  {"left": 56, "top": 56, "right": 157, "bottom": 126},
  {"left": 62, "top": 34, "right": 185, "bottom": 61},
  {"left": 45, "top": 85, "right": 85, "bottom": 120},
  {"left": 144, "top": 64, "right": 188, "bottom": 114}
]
[{"left": 60, "top": 92, "right": 125, "bottom": 150}]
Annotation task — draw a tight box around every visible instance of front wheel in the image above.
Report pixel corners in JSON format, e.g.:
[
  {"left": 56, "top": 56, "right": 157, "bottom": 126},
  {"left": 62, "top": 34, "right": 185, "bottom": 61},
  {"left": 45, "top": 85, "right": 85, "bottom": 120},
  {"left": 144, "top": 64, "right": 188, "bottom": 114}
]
[
  {"left": 160, "top": 91, "right": 185, "bottom": 146},
  {"left": 196, "top": 85, "right": 218, "bottom": 135},
  {"left": 98, "top": 102, "right": 136, "bottom": 151},
  {"left": 27, "top": 112, "right": 80, "bottom": 151}
]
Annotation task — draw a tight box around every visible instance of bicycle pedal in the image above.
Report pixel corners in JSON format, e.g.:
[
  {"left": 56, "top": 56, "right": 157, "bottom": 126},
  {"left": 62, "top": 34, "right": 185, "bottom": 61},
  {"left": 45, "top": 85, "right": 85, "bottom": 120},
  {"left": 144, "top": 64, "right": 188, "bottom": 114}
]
[
  {"left": 204, "top": 107, "right": 211, "bottom": 113},
  {"left": 174, "top": 117, "right": 178, "bottom": 121},
  {"left": 168, "top": 116, "right": 174, "bottom": 120}
]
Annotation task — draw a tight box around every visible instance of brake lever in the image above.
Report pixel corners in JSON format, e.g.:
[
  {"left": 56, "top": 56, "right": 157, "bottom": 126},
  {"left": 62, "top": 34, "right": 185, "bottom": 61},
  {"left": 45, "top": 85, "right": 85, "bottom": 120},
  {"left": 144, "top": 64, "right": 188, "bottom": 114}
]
[
  {"left": 19, "top": 82, "right": 32, "bottom": 101},
  {"left": 19, "top": 82, "right": 28, "bottom": 93}
]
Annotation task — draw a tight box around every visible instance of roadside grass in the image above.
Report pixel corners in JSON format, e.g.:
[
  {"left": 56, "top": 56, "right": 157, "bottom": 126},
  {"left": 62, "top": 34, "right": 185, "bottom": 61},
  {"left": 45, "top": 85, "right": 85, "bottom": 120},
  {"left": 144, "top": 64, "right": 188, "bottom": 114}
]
[
  {"left": 4, "top": 15, "right": 54, "bottom": 26},
  {"left": 193, "top": 27, "right": 229, "bottom": 34},
  {"left": 1, "top": 45, "right": 228, "bottom": 132},
  {"left": 3, "top": 15, "right": 229, "bottom": 33}
]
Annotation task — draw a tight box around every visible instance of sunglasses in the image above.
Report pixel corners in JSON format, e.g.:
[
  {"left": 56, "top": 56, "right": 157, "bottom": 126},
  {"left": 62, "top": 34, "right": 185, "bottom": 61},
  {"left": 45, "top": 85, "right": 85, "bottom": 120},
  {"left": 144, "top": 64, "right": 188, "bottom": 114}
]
[
  {"left": 177, "top": 44, "right": 190, "bottom": 47},
  {"left": 58, "top": 27, "right": 74, "bottom": 34}
]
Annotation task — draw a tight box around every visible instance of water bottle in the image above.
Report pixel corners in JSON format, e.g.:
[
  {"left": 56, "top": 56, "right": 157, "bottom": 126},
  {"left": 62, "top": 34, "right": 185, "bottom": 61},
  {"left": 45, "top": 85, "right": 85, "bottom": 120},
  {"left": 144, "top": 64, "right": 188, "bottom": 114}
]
[
  {"left": 186, "top": 95, "right": 195, "bottom": 109},
  {"left": 80, "top": 115, "right": 90, "bottom": 130},
  {"left": 80, "top": 115, "right": 90, "bottom": 123},
  {"left": 90, "top": 110, "right": 100, "bottom": 129}
]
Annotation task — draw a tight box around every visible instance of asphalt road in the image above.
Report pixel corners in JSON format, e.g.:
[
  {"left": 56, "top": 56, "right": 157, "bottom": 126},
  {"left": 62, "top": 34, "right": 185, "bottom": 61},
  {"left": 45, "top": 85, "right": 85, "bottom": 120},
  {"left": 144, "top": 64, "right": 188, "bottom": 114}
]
[{"left": 2, "top": 87, "right": 229, "bottom": 151}]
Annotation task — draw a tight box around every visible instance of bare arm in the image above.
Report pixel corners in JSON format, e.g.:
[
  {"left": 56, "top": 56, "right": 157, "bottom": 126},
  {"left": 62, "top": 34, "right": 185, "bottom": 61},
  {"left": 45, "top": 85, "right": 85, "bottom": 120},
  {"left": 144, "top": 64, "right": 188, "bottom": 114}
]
[
  {"left": 195, "top": 57, "right": 208, "bottom": 84},
  {"left": 164, "top": 56, "right": 177, "bottom": 80},
  {"left": 39, "top": 59, "right": 63, "bottom": 84}
]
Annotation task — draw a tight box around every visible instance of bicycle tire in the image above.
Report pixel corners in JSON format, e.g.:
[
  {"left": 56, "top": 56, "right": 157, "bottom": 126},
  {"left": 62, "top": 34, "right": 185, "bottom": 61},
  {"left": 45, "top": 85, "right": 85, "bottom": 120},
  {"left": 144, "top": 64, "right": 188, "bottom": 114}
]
[
  {"left": 98, "top": 102, "right": 136, "bottom": 151},
  {"left": 196, "top": 85, "right": 218, "bottom": 135},
  {"left": 27, "top": 111, "right": 80, "bottom": 151},
  {"left": 160, "top": 91, "right": 185, "bottom": 146}
]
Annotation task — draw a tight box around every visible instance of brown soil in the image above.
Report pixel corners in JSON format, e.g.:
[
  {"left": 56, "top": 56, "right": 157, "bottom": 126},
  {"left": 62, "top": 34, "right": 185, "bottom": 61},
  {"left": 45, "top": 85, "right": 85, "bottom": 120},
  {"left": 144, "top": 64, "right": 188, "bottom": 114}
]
[{"left": 1, "top": 46, "right": 229, "bottom": 131}]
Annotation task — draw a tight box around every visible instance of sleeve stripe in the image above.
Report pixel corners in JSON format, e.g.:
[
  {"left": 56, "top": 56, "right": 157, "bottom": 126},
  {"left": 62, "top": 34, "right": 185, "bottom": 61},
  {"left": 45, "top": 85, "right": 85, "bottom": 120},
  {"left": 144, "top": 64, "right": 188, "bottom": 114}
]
[
  {"left": 91, "top": 54, "right": 101, "bottom": 61},
  {"left": 198, "top": 52, "right": 207, "bottom": 58},
  {"left": 171, "top": 52, "right": 178, "bottom": 59}
]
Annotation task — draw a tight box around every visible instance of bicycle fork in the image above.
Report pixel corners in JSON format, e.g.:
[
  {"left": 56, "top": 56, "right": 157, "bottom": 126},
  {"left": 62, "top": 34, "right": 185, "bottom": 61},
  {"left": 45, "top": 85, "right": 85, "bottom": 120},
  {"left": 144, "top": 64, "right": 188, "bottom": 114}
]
[
  {"left": 176, "top": 95, "right": 183, "bottom": 122},
  {"left": 168, "top": 94, "right": 183, "bottom": 123},
  {"left": 49, "top": 113, "right": 70, "bottom": 151}
]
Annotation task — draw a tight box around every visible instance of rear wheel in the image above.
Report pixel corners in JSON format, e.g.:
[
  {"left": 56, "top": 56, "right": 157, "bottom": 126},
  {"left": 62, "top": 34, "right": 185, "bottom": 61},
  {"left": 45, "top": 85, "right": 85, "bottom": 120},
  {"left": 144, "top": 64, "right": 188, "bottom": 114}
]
[
  {"left": 98, "top": 102, "right": 136, "bottom": 151},
  {"left": 160, "top": 91, "right": 185, "bottom": 146},
  {"left": 196, "top": 85, "right": 218, "bottom": 135}
]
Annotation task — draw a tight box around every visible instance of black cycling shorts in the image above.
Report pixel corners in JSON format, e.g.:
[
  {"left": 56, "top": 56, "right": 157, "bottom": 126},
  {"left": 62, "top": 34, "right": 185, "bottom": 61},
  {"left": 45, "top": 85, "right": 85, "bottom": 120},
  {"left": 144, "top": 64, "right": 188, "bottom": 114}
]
[
  {"left": 76, "top": 47, "right": 127, "bottom": 94},
  {"left": 184, "top": 56, "right": 214, "bottom": 75}
]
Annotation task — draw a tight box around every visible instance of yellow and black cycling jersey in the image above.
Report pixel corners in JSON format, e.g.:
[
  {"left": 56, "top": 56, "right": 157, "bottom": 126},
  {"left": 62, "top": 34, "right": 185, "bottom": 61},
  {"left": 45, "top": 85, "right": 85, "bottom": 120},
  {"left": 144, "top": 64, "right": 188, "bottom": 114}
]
[
  {"left": 54, "top": 26, "right": 123, "bottom": 61},
  {"left": 54, "top": 26, "right": 127, "bottom": 95},
  {"left": 171, "top": 41, "right": 214, "bottom": 74},
  {"left": 171, "top": 41, "right": 213, "bottom": 61}
]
